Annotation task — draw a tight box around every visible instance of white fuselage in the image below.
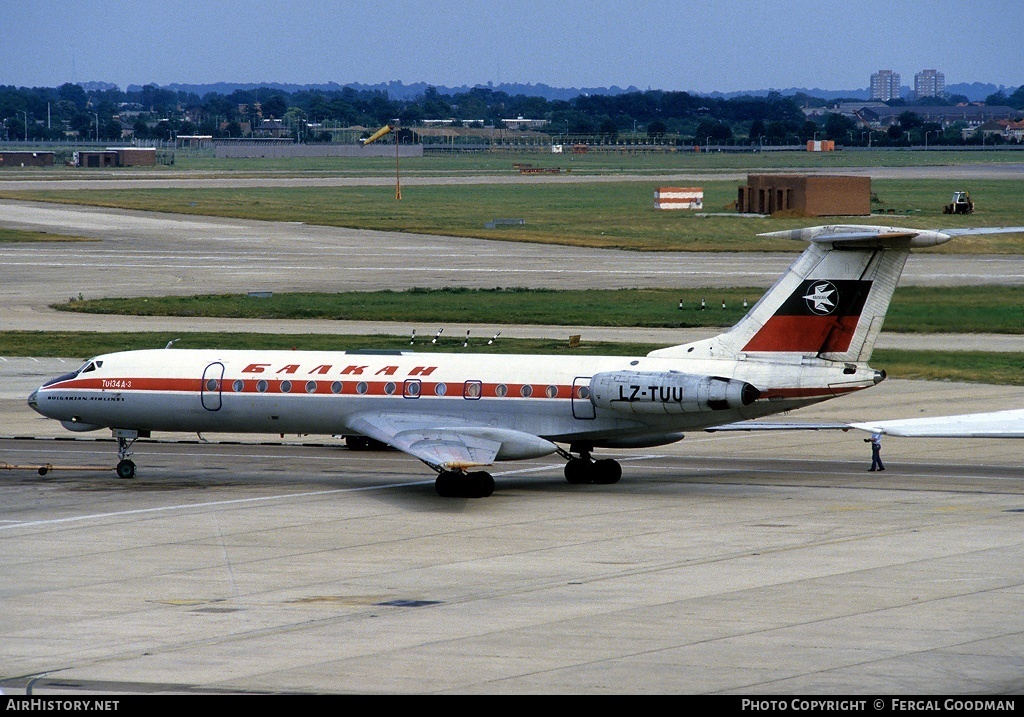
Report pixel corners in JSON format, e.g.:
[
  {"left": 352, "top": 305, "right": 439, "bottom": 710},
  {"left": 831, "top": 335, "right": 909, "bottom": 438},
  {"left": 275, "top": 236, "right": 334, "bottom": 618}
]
[{"left": 29, "top": 348, "right": 878, "bottom": 449}]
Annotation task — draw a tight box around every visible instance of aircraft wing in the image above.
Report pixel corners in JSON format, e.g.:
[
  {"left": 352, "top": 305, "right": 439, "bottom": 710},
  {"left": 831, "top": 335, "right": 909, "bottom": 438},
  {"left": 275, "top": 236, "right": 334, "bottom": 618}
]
[
  {"left": 939, "top": 227, "right": 1024, "bottom": 238},
  {"left": 706, "top": 421, "right": 851, "bottom": 432},
  {"left": 850, "top": 409, "right": 1024, "bottom": 438},
  {"left": 343, "top": 412, "right": 557, "bottom": 470}
]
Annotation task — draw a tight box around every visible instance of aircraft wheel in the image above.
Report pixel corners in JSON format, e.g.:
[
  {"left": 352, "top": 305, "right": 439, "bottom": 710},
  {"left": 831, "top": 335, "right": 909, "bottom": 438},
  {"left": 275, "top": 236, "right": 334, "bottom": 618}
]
[
  {"left": 564, "top": 458, "right": 590, "bottom": 484},
  {"left": 435, "top": 471, "right": 494, "bottom": 498},
  {"left": 345, "top": 435, "right": 371, "bottom": 451},
  {"left": 593, "top": 459, "right": 622, "bottom": 484},
  {"left": 116, "top": 459, "right": 137, "bottom": 480},
  {"left": 469, "top": 471, "right": 494, "bottom": 498},
  {"left": 435, "top": 471, "right": 457, "bottom": 497}
]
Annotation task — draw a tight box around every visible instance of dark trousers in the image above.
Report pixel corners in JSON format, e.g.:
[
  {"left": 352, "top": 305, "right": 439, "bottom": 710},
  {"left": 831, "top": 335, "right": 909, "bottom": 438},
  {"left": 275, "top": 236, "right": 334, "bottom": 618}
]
[{"left": 871, "top": 444, "right": 884, "bottom": 471}]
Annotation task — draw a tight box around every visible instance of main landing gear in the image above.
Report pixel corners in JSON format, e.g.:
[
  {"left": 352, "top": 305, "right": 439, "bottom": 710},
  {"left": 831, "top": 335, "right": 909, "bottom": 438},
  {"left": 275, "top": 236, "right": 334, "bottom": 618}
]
[
  {"left": 434, "top": 469, "right": 495, "bottom": 498},
  {"left": 561, "top": 445, "right": 622, "bottom": 485},
  {"left": 344, "top": 435, "right": 391, "bottom": 451}
]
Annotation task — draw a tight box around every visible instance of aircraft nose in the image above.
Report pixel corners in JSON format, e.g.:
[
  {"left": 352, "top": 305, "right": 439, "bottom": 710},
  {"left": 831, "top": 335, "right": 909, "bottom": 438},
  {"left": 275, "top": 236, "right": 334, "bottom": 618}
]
[{"left": 27, "top": 387, "right": 44, "bottom": 415}]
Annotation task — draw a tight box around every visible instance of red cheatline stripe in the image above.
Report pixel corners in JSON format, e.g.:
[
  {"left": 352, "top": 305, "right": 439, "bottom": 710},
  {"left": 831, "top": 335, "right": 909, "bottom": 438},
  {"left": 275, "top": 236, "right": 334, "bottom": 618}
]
[
  {"left": 44, "top": 378, "right": 863, "bottom": 402},
  {"left": 44, "top": 377, "right": 582, "bottom": 400}
]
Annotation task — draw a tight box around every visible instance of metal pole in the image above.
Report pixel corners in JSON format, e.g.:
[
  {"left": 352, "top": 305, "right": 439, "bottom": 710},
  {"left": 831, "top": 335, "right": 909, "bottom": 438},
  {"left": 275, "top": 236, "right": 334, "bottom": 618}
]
[{"left": 395, "top": 129, "right": 402, "bottom": 200}]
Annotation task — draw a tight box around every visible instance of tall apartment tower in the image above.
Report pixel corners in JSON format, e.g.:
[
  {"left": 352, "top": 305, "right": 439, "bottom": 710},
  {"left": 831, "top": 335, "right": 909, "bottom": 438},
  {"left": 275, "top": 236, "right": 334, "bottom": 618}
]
[
  {"left": 914, "top": 69, "right": 945, "bottom": 100},
  {"left": 870, "top": 70, "right": 901, "bottom": 101}
]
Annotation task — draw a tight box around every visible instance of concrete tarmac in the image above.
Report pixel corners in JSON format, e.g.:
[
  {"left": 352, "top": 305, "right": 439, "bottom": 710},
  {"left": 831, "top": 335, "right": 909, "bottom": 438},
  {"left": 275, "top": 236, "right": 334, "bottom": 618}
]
[{"left": 2, "top": 374, "right": 1024, "bottom": 694}]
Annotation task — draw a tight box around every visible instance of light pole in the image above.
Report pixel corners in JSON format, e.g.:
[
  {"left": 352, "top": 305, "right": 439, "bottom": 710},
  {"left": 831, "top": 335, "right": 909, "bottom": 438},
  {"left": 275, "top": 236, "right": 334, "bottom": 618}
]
[
  {"left": 94, "top": 113, "right": 99, "bottom": 142},
  {"left": 20, "top": 110, "right": 28, "bottom": 141}
]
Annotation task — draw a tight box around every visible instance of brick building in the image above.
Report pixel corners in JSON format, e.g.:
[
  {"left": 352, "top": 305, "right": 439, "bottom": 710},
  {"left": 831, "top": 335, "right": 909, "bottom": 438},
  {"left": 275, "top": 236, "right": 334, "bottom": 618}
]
[
  {"left": 0, "top": 151, "right": 55, "bottom": 167},
  {"left": 737, "top": 175, "right": 871, "bottom": 216}
]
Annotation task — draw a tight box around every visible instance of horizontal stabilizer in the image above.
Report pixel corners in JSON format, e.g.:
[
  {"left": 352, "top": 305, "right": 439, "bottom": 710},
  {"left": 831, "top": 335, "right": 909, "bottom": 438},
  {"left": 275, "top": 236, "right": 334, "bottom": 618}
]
[{"left": 759, "top": 224, "right": 1024, "bottom": 248}]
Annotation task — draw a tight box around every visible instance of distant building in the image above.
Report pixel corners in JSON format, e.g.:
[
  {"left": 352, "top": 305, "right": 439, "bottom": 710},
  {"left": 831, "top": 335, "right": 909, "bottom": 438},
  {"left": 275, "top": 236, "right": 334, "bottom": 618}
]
[
  {"left": 914, "top": 70, "right": 945, "bottom": 100},
  {"left": 738, "top": 175, "right": 871, "bottom": 217},
  {"left": 859, "top": 104, "right": 1018, "bottom": 130},
  {"left": 1000, "top": 119, "right": 1024, "bottom": 142},
  {"left": 0, "top": 151, "right": 55, "bottom": 168},
  {"left": 74, "top": 148, "right": 156, "bottom": 168},
  {"left": 870, "top": 70, "right": 901, "bottom": 101},
  {"left": 253, "top": 119, "right": 290, "bottom": 138},
  {"left": 502, "top": 117, "right": 549, "bottom": 130}
]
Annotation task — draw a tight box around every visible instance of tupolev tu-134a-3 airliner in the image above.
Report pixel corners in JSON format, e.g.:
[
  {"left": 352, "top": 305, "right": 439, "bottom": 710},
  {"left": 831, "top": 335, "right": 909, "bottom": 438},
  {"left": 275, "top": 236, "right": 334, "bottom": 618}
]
[{"left": 29, "top": 224, "right": 1024, "bottom": 498}]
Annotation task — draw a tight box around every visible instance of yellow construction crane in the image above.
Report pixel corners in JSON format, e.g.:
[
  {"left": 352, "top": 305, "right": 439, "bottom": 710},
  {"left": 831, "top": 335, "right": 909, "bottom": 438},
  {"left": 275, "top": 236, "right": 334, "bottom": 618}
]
[{"left": 362, "top": 122, "right": 402, "bottom": 200}]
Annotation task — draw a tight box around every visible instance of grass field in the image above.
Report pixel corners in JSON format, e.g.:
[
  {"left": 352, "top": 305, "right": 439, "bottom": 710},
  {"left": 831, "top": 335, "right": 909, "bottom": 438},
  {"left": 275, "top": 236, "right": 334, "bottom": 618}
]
[
  {"left": 0, "top": 227, "right": 95, "bottom": 243},
  {"left": 2, "top": 178, "right": 1023, "bottom": 252},
  {"left": 55, "top": 285, "right": 1024, "bottom": 335},
  {"left": 171, "top": 149, "right": 1024, "bottom": 175}
]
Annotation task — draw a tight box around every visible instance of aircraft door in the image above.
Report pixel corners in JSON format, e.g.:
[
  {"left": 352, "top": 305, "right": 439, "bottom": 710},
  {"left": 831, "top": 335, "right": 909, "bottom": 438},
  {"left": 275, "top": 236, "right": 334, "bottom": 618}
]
[
  {"left": 572, "top": 377, "right": 596, "bottom": 419},
  {"left": 201, "top": 362, "right": 225, "bottom": 411}
]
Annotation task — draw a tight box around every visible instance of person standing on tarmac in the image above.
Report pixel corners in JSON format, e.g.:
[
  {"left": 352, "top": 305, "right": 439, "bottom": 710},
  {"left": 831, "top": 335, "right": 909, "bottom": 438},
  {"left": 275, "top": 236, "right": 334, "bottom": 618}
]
[{"left": 865, "top": 432, "right": 885, "bottom": 472}]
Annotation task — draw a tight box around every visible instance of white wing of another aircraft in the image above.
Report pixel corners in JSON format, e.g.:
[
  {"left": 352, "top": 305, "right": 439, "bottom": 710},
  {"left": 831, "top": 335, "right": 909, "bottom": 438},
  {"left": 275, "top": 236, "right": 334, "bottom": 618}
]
[{"left": 851, "top": 409, "right": 1024, "bottom": 438}]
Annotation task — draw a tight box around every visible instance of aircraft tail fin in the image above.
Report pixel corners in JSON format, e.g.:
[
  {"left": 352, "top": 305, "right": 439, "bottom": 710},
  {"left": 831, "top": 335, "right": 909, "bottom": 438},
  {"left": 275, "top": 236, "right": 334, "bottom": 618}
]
[{"left": 649, "top": 224, "right": 963, "bottom": 362}]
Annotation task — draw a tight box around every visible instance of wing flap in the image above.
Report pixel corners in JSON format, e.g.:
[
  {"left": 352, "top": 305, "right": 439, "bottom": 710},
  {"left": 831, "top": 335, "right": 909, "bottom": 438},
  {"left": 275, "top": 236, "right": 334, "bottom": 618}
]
[{"left": 345, "top": 413, "right": 557, "bottom": 469}]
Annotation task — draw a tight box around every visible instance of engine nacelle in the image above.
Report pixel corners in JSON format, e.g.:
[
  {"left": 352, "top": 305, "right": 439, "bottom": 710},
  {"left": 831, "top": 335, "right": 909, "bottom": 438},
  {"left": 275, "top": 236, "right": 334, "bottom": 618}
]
[{"left": 590, "top": 371, "right": 760, "bottom": 414}]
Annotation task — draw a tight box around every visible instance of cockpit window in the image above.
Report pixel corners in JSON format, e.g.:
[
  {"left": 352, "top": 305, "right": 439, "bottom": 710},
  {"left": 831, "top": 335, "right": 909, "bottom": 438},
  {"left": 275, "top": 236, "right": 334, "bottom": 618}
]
[
  {"left": 79, "top": 359, "right": 103, "bottom": 374},
  {"left": 41, "top": 358, "right": 105, "bottom": 388}
]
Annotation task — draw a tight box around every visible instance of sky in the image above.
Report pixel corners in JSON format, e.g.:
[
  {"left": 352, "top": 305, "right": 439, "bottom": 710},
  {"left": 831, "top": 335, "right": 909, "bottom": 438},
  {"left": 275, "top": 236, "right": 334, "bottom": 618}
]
[{"left": 4, "top": 0, "right": 1023, "bottom": 94}]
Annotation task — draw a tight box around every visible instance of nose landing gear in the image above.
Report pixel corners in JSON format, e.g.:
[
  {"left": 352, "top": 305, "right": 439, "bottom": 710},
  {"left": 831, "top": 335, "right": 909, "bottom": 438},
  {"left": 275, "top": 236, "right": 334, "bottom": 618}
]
[{"left": 113, "top": 429, "right": 140, "bottom": 479}]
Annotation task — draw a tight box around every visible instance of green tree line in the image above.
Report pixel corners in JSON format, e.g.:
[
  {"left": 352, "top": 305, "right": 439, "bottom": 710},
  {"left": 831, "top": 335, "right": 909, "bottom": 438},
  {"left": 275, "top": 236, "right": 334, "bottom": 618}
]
[{"left": 2, "top": 81, "right": 1021, "bottom": 146}]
